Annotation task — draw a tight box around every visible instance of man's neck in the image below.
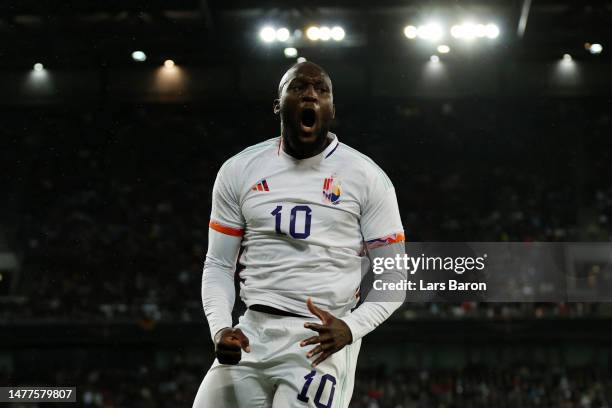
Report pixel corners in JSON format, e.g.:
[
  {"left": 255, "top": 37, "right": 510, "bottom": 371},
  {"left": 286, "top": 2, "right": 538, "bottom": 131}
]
[{"left": 281, "top": 132, "right": 332, "bottom": 160}]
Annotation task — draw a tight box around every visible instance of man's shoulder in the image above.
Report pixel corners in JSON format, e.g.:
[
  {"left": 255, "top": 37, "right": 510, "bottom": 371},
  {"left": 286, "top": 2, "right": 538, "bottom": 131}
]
[
  {"left": 221, "top": 137, "right": 279, "bottom": 171},
  {"left": 338, "top": 142, "right": 392, "bottom": 186}
]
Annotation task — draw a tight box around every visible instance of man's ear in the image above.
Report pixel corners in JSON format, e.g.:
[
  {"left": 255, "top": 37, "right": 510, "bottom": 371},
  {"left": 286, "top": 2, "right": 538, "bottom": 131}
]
[
  {"left": 332, "top": 103, "right": 336, "bottom": 119},
  {"left": 273, "top": 99, "right": 280, "bottom": 115}
]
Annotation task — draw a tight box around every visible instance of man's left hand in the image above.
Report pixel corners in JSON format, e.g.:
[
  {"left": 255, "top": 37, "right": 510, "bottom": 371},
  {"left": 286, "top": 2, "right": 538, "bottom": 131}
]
[{"left": 299, "top": 298, "right": 353, "bottom": 367}]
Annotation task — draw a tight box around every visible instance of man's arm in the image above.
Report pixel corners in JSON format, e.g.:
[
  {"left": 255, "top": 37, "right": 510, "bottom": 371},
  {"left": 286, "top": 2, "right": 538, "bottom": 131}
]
[
  {"left": 202, "top": 159, "right": 250, "bottom": 364},
  {"left": 202, "top": 227, "right": 251, "bottom": 364},
  {"left": 341, "top": 240, "right": 407, "bottom": 342},
  {"left": 298, "top": 241, "right": 406, "bottom": 366},
  {"left": 201, "top": 227, "right": 241, "bottom": 340}
]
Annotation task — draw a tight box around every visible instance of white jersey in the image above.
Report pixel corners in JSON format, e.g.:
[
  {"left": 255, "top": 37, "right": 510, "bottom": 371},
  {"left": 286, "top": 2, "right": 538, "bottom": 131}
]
[{"left": 209, "top": 133, "right": 404, "bottom": 317}]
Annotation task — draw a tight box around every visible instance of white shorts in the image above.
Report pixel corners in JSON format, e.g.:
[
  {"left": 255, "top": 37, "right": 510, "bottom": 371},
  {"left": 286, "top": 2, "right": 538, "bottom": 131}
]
[{"left": 193, "top": 309, "right": 362, "bottom": 408}]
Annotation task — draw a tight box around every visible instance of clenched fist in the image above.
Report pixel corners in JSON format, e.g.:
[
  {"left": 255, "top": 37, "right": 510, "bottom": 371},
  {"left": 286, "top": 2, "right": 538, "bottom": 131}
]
[{"left": 214, "top": 327, "right": 251, "bottom": 365}]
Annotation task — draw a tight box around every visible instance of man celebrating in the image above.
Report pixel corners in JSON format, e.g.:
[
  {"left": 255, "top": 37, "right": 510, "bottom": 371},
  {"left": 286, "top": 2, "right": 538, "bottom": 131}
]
[{"left": 193, "top": 61, "right": 406, "bottom": 407}]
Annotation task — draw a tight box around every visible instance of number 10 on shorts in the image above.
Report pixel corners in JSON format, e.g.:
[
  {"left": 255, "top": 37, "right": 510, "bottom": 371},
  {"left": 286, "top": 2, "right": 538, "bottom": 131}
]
[{"left": 297, "top": 370, "right": 336, "bottom": 408}]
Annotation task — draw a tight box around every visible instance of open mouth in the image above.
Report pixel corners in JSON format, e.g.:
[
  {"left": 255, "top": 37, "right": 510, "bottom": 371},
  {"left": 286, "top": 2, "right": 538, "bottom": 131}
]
[{"left": 300, "top": 108, "right": 317, "bottom": 129}]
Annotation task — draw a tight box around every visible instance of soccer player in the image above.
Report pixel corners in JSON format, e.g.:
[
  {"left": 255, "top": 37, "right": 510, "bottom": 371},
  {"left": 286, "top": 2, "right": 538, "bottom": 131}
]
[{"left": 193, "top": 61, "right": 406, "bottom": 408}]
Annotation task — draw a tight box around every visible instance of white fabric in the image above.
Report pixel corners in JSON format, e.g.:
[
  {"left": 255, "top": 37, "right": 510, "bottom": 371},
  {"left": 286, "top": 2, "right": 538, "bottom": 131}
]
[
  {"left": 201, "top": 228, "right": 242, "bottom": 339},
  {"left": 209, "top": 134, "right": 404, "bottom": 322},
  {"left": 192, "top": 309, "right": 362, "bottom": 408}
]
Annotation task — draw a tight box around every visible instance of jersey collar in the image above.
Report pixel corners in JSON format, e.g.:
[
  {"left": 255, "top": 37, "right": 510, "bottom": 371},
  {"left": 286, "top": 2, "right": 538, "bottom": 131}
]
[{"left": 278, "top": 133, "right": 339, "bottom": 164}]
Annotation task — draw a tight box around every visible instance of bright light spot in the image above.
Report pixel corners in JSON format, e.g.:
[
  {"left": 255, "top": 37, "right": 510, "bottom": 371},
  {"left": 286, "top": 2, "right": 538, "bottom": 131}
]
[
  {"left": 430, "top": 55, "right": 440, "bottom": 63},
  {"left": 164, "top": 59, "right": 175, "bottom": 68},
  {"left": 451, "top": 23, "right": 477, "bottom": 40},
  {"left": 404, "top": 25, "right": 418, "bottom": 39},
  {"left": 462, "top": 23, "right": 477, "bottom": 40},
  {"left": 306, "top": 26, "right": 320, "bottom": 41},
  {"left": 132, "top": 51, "right": 146, "bottom": 62},
  {"left": 319, "top": 26, "right": 331, "bottom": 41},
  {"left": 28, "top": 62, "right": 51, "bottom": 87},
  {"left": 276, "top": 27, "right": 290, "bottom": 42},
  {"left": 284, "top": 47, "right": 298, "bottom": 58},
  {"left": 563, "top": 53, "right": 572, "bottom": 62},
  {"left": 260, "top": 26, "right": 276, "bottom": 43},
  {"left": 450, "top": 25, "right": 462, "bottom": 38},
  {"left": 475, "top": 24, "right": 487, "bottom": 38},
  {"left": 331, "top": 26, "right": 345, "bottom": 41},
  {"left": 437, "top": 45, "right": 450, "bottom": 54},
  {"left": 589, "top": 43, "right": 603, "bottom": 54},
  {"left": 297, "top": 57, "right": 307, "bottom": 63},
  {"left": 417, "top": 23, "right": 443, "bottom": 41},
  {"left": 485, "top": 24, "right": 500, "bottom": 39}
]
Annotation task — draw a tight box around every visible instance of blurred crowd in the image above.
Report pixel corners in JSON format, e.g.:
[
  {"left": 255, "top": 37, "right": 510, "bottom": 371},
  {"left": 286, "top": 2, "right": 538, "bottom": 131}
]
[
  {"left": 2, "top": 362, "right": 610, "bottom": 408},
  {"left": 351, "top": 364, "right": 611, "bottom": 408},
  {"left": 2, "top": 98, "right": 611, "bottom": 322}
]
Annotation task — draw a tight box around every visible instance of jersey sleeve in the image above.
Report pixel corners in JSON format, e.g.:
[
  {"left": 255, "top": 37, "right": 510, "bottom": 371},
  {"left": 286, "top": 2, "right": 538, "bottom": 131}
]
[
  {"left": 209, "top": 160, "right": 246, "bottom": 236},
  {"left": 360, "top": 166, "right": 404, "bottom": 247}
]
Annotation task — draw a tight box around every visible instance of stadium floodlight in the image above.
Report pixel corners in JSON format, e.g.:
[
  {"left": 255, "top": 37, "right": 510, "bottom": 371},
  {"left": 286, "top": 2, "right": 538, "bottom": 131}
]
[
  {"left": 319, "top": 26, "right": 331, "bottom": 41},
  {"left": 331, "top": 26, "right": 345, "bottom": 41},
  {"left": 306, "top": 26, "right": 320, "bottom": 41},
  {"left": 259, "top": 26, "right": 277, "bottom": 43},
  {"left": 450, "top": 25, "right": 463, "bottom": 39},
  {"left": 418, "top": 23, "right": 443, "bottom": 41},
  {"left": 462, "top": 23, "right": 477, "bottom": 40},
  {"left": 164, "top": 59, "right": 175, "bottom": 68},
  {"left": 437, "top": 45, "right": 450, "bottom": 54},
  {"left": 33, "top": 63, "right": 44, "bottom": 71},
  {"left": 475, "top": 24, "right": 487, "bottom": 38},
  {"left": 589, "top": 43, "right": 603, "bottom": 54},
  {"left": 404, "top": 25, "right": 418, "bottom": 39},
  {"left": 430, "top": 55, "right": 440, "bottom": 63},
  {"left": 297, "top": 57, "right": 307, "bottom": 63},
  {"left": 276, "top": 27, "right": 290, "bottom": 42},
  {"left": 284, "top": 47, "right": 298, "bottom": 58},
  {"left": 131, "top": 51, "right": 146, "bottom": 62},
  {"left": 562, "top": 53, "right": 572, "bottom": 62},
  {"left": 451, "top": 23, "right": 477, "bottom": 40},
  {"left": 485, "top": 24, "right": 500, "bottom": 39}
]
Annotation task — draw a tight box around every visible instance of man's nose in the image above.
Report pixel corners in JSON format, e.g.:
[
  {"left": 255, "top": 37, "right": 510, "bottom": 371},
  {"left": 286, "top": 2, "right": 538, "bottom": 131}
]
[{"left": 301, "top": 84, "right": 317, "bottom": 101}]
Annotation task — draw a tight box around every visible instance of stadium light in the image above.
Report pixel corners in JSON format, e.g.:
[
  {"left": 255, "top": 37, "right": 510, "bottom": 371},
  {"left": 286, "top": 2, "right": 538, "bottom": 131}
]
[
  {"left": 563, "top": 53, "right": 572, "bottom": 62},
  {"left": 276, "top": 27, "right": 290, "bottom": 42},
  {"left": 450, "top": 25, "right": 462, "bottom": 39},
  {"left": 33, "top": 63, "right": 44, "bottom": 71},
  {"left": 404, "top": 25, "right": 418, "bottom": 39},
  {"left": 417, "top": 23, "right": 443, "bottom": 41},
  {"left": 306, "top": 26, "right": 320, "bottom": 41},
  {"left": 319, "top": 26, "right": 331, "bottom": 41},
  {"left": 430, "top": 55, "right": 440, "bottom": 63},
  {"left": 164, "top": 59, "right": 175, "bottom": 68},
  {"left": 588, "top": 43, "right": 603, "bottom": 54},
  {"left": 131, "top": 51, "right": 146, "bottom": 62},
  {"left": 260, "top": 26, "right": 276, "bottom": 43},
  {"left": 485, "top": 24, "right": 500, "bottom": 39},
  {"left": 297, "top": 57, "right": 307, "bottom": 63},
  {"left": 475, "top": 24, "right": 487, "bottom": 38},
  {"left": 452, "top": 22, "right": 499, "bottom": 40},
  {"left": 331, "top": 26, "right": 345, "bottom": 41},
  {"left": 437, "top": 45, "right": 450, "bottom": 54},
  {"left": 284, "top": 47, "right": 298, "bottom": 58}
]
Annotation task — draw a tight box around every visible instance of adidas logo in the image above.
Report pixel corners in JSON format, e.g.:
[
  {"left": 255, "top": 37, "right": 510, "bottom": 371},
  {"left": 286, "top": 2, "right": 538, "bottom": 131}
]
[{"left": 251, "top": 179, "right": 270, "bottom": 192}]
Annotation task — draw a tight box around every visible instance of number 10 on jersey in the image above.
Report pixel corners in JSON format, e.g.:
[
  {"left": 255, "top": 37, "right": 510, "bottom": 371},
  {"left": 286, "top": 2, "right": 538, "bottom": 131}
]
[{"left": 271, "top": 205, "right": 312, "bottom": 239}]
